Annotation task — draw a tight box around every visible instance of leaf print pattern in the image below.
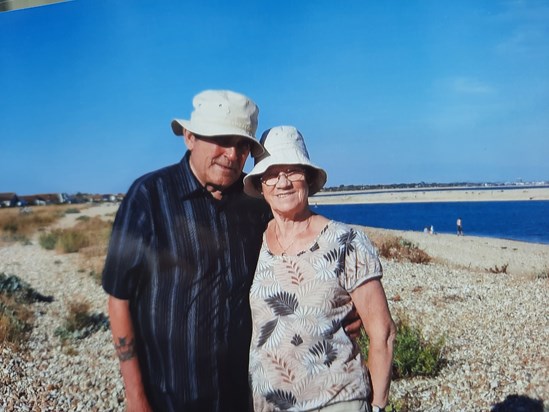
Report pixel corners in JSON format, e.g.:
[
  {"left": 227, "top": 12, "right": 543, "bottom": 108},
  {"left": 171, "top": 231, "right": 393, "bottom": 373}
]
[
  {"left": 267, "top": 353, "right": 295, "bottom": 384},
  {"left": 338, "top": 229, "right": 357, "bottom": 256},
  {"left": 309, "top": 340, "right": 338, "bottom": 367},
  {"left": 266, "top": 389, "right": 297, "bottom": 410},
  {"left": 322, "top": 319, "right": 341, "bottom": 340},
  {"left": 286, "top": 260, "right": 305, "bottom": 285},
  {"left": 265, "top": 291, "right": 298, "bottom": 316},
  {"left": 291, "top": 334, "right": 303, "bottom": 346},
  {"left": 323, "top": 248, "right": 339, "bottom": 265},
  {"left": 257, "top": 318, "right": 278, "bottom": 347}
]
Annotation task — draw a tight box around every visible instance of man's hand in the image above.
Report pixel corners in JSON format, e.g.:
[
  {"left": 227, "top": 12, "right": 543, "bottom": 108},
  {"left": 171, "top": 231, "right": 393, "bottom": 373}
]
[{"left": 343, "top": 305, "right": 363, "bottom": 339}]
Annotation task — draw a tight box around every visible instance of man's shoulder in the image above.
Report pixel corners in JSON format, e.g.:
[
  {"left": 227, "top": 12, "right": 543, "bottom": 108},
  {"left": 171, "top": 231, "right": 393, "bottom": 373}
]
[
  {"left": 135, "top": 162, "right": 183, "bottom": 185},
  {"left": 127, "top": 160, "right": 188, "bottom": 196}
]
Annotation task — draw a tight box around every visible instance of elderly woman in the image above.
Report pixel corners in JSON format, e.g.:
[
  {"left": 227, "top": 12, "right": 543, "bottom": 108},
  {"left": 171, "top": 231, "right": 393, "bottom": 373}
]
[{"left": 243, "top": 126, "right": 396, "bottom": 412}]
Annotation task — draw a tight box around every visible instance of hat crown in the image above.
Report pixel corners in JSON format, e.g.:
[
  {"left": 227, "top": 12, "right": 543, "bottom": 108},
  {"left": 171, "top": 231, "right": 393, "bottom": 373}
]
[
  {"left": 192, "top": 90, "right": 258, "bottom": 136},
  {"left": 256, "top": 126, "right": 310, "bottom": 164},
  {"left": 171, "top": 89, "right": 264, "bottom": 157}
]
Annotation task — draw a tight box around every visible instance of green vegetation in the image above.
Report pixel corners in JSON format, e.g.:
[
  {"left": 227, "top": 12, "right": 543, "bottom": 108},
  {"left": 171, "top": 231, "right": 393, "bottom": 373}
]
[
  {"left": 358, "top": 313, "right": 445, "bottom": 380},
  {"left": 391, "top": 316, "right": 445, "bottom": 379},
  {"left": 39, "top": 231, "right": 59, "bottom": 250},
  {"left": 38, "top": 216, "right": 111, "bottom": 254},
  {"left": 54, "top": 300, "right": 109, "bottom": 341},
  {"left": 0, "top": 273, "right": 53, "bottom": 348}
]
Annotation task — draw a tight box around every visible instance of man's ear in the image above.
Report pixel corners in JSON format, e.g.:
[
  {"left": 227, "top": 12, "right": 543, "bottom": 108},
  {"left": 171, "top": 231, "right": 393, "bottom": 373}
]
[{"left": 183, "top": 129, "right": 195, "bottom": 150}]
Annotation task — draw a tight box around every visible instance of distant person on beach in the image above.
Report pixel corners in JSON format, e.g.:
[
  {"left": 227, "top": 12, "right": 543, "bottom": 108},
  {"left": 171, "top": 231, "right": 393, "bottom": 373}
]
[
  {"left": 244, "top": 126, "right": 395, "bottom": 412},
  {"left": 430, "top": 225, "right": 435, "bottom": 235},
  {"left": 457, "top": 217, "right": 463, "bottom": 236},
  {"left": 102, "top": 90, "right": 362, "bottom": 412}
]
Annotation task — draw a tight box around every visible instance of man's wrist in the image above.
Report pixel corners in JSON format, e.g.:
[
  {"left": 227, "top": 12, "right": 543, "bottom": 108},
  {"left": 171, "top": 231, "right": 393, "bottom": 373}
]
[{"left": 372, "top": 405, "right": 386, "bottom": 412}]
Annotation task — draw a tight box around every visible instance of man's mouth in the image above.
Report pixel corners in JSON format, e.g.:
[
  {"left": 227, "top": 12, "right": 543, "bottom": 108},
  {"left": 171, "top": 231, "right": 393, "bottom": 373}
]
[{"left": 214, "top": 162, "right": 236, "bottom": 172}]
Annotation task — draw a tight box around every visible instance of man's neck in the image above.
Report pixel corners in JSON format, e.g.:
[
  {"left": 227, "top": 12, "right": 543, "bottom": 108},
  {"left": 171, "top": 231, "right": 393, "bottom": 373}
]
[
  {"left": 187, "top": 157, "right": 225, "bottom": 200},
  {"left": 205, "top": 184, "right": 224, "bottom": 200}
]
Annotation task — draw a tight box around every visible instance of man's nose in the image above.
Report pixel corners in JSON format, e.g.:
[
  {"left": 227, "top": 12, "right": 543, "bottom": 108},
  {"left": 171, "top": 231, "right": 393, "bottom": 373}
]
[{"left": 223, "top": 145, "right": 238, "bottom": 160}]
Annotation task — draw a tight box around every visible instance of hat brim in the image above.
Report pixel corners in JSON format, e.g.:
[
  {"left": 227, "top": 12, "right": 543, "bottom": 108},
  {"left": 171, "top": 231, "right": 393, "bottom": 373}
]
[
  {"left": 171, "top": 119, "right": 264, "bottom": 157},
  {"left": 243, "top": 155, "right": 327, "bottom": 198}
]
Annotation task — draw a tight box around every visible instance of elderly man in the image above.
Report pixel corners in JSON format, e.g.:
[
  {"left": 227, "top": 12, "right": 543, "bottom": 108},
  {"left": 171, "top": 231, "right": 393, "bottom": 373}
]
[{"left": 103, "top": 90, "right": 271, "bottom": 411}]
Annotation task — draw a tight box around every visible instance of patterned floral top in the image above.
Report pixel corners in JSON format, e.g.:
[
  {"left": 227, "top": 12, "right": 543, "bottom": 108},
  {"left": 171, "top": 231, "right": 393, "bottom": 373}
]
[{"left": 249, "top": 220, "right": 383, "bottom": 411}]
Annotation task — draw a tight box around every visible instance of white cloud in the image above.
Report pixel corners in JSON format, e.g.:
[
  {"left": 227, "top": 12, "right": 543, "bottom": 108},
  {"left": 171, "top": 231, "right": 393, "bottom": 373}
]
[{"left": 449, "top": 77, "right": 495, "bottom": 95}]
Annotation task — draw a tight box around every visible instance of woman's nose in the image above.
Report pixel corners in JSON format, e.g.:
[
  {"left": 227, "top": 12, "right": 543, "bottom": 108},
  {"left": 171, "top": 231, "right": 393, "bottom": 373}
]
[{"left": 275, "top": 173, "right": 291, "bottom": 187}]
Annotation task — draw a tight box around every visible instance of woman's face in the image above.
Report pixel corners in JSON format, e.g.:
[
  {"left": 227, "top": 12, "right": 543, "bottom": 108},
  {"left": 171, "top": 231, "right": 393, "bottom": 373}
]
[{"left": 261, "top": 165, "right": 309, "bottom": 217}]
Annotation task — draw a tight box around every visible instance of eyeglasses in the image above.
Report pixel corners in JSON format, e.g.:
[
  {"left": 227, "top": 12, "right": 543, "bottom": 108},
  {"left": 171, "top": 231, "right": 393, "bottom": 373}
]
[{"left": 261, "top": 169, "right": 306, "bottom": 186}]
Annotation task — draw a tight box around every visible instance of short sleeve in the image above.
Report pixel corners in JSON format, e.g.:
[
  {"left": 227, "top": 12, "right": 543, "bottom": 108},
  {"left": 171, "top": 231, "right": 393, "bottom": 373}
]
[
  {"left": 341, "top": 228, "right": 383, "bottom": 292},
  {"left": 102, "top": 180, "right": 150, "bottom": 300}
]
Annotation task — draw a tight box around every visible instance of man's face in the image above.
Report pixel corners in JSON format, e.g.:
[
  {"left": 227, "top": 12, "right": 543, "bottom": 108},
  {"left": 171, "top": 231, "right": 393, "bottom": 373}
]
[{"left": 185, "top": 130, "right": 251, "bottom": 190}]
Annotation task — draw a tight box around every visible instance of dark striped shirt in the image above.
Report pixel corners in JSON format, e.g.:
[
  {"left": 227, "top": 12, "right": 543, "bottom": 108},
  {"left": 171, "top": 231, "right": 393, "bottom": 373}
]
[{"left": 102, "top": 152, "right": 270, "bottom": 411}]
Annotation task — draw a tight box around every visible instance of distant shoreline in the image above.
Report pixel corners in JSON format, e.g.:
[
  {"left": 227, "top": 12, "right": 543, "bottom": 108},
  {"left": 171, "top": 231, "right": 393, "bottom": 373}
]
[{"left": 310, "top": 186, "right": 549, "bottom": 205}]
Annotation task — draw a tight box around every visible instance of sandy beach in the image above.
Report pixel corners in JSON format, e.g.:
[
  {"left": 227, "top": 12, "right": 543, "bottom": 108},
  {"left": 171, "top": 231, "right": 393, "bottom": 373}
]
[
  {"left": 311, "top": 186, "right": 549, "bottom": 205},
  {"left": 0, "top": 202, "right": 548, "bottom": 411}
]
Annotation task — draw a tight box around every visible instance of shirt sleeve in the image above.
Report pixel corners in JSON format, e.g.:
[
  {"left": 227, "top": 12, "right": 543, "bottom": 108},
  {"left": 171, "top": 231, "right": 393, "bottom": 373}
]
[
  {"left": 102, "top": 180, "right": 151, "bottom": 300},
  {"left": 341, "top": 228, "right": 383, "bottom": 292}
]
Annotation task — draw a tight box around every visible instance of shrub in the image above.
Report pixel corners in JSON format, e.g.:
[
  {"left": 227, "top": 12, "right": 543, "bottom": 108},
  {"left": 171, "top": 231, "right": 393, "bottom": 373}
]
[
  {"left": 392, "top": 317, "right": 445, "bottom": 378},
  {"left": 66, "top": 301, "right": 93, "bottom": 332},
  {"left": 0, "top": 296, "right": 33, "bottom": 347},
  {"left": 58, "top": 230, "right": 90, "bottom": 253},
  {"left": 55, "top": 300, "right": 110, "bottom": 341},
  {"left": 0, "top": 206, "right": 63, "bottom": 242},
  {"left": 378, "top": 236, "right": 431, "bottom": 264},
  {"left": 487, "top": 263, "right": 509, "bottom": 274},
  {"left": 39, "top": 231, "right": 59, "bottom": 250},
  {"left": 64, "top": 208, "right": 81, "bottom": 214},
  {"left": 38, "top": 216, "right": 111, "bottom": 254},
  {"left": 2, "top": 221, "right": 18, "bottom": 234},
  {"left": 358, "top": 313, "right": 445, "bottom": 380},
  {"left": 0, "top": 272, "right": 53, "bottom": 303},
  {"left": 536, "top": 268, "right": 549, "bottom": 280},
  {"left": 0, "top": 273, "right": 53, "bottom": 347}
]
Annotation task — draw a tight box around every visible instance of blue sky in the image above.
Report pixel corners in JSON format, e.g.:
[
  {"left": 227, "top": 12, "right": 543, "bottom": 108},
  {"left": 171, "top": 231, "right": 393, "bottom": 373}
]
[{"left": 1, "top": 0, "right": 548, "bottom": 195}]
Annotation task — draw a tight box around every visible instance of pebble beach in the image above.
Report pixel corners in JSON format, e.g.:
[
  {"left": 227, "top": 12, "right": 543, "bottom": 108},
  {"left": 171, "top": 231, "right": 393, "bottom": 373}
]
[{"left": 1, "top": 196, "right": 548, "bottom": 411}]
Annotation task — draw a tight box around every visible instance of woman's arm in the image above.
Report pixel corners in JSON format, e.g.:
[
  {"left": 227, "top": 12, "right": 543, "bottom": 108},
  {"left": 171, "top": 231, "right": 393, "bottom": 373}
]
[
  {"left": 350, "top": 279, "right": 396, "bottom": 408},
  {"left": 108, "top": 295, "right": 153, "bottom": 412}
]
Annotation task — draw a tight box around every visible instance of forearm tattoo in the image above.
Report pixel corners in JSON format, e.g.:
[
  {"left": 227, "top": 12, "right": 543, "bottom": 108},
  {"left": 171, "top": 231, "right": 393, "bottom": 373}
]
[{"left": 114, "top": 336, "right": 136, "bottom": 361}]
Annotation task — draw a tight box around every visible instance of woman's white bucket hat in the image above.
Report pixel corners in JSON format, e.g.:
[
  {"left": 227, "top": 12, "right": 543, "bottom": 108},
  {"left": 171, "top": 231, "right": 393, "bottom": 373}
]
[
  {"left": 171, "top": 89, "right": 264, "bottom": 157},
  {"left": 243, "top": 125, "right": 327, "bottom": 198}
]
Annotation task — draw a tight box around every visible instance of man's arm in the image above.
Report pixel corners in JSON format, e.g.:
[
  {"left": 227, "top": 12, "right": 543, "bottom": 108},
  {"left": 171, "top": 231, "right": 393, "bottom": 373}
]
[{"left": 108, "top": 295, "right": 153, "bottom": 412}]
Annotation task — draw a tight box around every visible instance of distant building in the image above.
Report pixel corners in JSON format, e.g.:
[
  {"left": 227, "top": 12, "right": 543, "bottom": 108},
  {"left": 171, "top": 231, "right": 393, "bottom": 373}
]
[
  {"left": 18, "top": 193, "right": 65, "bottom": 206},
  {"left": 0, "top": 192, "right": 19, "bottom": 207}
]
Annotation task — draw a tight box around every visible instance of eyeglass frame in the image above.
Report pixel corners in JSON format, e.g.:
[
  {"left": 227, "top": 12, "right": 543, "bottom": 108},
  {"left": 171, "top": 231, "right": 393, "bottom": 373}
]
[{"left": 260, "top": 167, "right": 308, "bottom": 186}]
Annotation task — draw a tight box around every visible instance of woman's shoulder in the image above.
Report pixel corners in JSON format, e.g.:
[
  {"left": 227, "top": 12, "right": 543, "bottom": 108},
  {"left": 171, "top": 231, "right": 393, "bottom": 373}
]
[{"left": 321, "top": 220, "right": 376, "bottom": 247}]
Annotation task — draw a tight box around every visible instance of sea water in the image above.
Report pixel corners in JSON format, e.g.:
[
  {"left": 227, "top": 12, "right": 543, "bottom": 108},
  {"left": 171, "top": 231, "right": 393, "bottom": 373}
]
[{"left": 315, "top": 200, "right": 549, "bottom": 245}]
